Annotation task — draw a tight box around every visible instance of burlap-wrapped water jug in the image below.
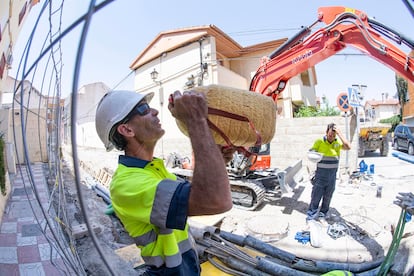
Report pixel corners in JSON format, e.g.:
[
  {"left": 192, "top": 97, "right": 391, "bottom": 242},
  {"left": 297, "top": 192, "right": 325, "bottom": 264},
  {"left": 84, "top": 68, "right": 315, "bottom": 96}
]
[{"left": 175, "top": 85, "right": 276, "bottom": 147}]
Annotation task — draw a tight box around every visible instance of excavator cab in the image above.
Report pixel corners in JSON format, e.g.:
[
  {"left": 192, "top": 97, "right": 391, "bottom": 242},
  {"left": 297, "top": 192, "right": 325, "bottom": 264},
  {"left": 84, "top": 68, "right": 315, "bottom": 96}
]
[
  {"left": 248, "top": 143, "right": 271, "bottom": 171},
  {"left": 227, "top": 143, "right": 271, "bottom": 176}
]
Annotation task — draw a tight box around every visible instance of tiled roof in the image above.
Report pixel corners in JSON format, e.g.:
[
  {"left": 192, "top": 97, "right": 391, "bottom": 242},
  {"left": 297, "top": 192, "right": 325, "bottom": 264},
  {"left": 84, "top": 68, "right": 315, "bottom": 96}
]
[
  {"left": 365, "top": 98, "right": 400, "bottom": 107},
  {"left": 130, "top": 25, "right": 286, "bottom": 70}
]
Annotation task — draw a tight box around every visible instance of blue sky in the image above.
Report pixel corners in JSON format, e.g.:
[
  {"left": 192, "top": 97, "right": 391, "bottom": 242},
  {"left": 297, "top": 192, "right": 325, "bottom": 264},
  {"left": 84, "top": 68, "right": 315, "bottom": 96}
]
[{"left": 11, "top": 0, "right": 414, "bottom": 106}]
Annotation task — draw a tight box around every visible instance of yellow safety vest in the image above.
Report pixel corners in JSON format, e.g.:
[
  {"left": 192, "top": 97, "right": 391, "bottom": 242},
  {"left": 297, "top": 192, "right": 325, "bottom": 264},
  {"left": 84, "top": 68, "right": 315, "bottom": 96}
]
[{"left": 110, "top": 157, "right": 193, "bottom": 268}]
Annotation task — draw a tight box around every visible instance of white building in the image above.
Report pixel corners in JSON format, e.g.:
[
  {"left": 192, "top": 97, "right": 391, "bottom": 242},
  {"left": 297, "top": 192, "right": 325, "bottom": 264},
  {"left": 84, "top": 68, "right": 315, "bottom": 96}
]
[
  {"left": 63, "top": 82, "right": 110, "bottom": 147},
  {"left": 364, "top": 97, "right": 400, "bottom": 122}
]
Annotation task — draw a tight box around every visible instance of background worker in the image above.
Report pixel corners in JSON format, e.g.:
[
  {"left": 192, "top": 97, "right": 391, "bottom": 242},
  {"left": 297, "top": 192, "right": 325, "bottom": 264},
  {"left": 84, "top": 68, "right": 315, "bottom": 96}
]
[
  {"left": 306, "top": 123, "right": 351, "bottom": 222},
  {"left": 95, "top": 89, "right": 233, "bottom": 275}
]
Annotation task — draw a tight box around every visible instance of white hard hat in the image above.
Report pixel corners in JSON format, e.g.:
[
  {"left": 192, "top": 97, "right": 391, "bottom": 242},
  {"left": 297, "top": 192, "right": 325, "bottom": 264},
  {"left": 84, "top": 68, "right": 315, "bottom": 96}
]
[
  {"left": 307, "top": 151, "right": 323, "bottom": 163},
  {"left": 95, "top": 90, "right": 154, "bottom": 151}
]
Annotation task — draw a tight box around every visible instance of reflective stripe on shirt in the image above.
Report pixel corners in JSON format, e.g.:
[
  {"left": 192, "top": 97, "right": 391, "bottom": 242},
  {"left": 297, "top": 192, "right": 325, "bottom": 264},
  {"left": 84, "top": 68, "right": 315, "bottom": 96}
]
[
  {"left": 141, "top": 237, "right": 193, "bottom": 268},
  {"left": 317, "top": 156, "right": 339, "bottom": 169}
]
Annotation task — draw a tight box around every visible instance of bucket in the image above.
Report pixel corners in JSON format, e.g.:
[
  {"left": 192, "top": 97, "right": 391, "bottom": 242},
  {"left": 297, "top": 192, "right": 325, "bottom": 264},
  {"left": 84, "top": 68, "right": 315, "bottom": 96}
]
[{"left": 175, "top": 85, "right": 277, "bottom": 147}]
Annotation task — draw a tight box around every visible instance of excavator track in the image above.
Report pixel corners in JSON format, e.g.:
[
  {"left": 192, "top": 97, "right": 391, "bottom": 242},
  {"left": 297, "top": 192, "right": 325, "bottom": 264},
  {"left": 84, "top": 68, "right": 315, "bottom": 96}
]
[{"left": 229, "top": 180, "right": 266, "bottom": 211}]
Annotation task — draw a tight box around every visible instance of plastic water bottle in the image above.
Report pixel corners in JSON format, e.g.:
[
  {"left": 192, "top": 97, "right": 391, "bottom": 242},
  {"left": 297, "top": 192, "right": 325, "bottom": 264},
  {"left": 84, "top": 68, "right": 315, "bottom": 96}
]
[{"left": 369, "top": 164, "right": 375, "bottom": 174}]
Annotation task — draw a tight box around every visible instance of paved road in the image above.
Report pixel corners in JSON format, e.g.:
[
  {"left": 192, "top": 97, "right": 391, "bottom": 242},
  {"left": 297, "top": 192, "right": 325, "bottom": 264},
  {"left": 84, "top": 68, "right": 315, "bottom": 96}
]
[{"left": 358, "top": 147, "right": 414, "bottom": 181}]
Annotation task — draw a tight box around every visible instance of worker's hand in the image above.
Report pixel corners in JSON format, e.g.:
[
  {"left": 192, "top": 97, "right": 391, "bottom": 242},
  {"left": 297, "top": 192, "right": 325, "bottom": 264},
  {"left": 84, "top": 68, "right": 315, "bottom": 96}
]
[
  {"left": 168, "top": 90, "right": 208, "bottom": 124},
  {"left": 332, "top": 124, "right": 340, "bottom": 134},
  {"left": 331, "top": 124, "right": 345, "bottom": 139},
  {"left": 330, "top": 124, "right": 351, "bottom": 150},
  {"left": 220, "top": 145, "right": 236, "bottom": 164}
]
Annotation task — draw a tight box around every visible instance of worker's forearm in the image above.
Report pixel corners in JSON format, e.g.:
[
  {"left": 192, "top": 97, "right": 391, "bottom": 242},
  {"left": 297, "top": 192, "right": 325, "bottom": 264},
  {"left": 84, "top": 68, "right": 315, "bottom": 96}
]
[
  {"left": 186, "top": 119, "right": 232, "bottom": 215},
  {"left": 337, "top": 132, "right": 351, "bottom": 150}
]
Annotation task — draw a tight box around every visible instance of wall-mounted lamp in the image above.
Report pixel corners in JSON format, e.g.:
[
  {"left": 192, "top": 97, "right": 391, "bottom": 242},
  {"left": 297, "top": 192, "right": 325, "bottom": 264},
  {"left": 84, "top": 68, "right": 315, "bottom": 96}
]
[
  {"left": 150, "top": 68, "right": 163, "bottom": 105},
  {"left": 151, "top": 68, "right": 159, "bottom": 83}
]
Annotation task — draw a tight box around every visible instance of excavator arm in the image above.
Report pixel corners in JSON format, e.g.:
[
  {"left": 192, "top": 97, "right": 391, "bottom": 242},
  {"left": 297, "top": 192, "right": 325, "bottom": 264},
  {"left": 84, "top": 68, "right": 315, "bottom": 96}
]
[{"left": 249, "top": 6, "right": 414, "bottom": 100}]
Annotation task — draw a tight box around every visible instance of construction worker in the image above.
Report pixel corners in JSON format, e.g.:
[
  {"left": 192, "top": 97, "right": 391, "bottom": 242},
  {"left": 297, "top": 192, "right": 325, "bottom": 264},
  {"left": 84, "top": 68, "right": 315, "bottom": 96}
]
[
  {"left": 306, "top": 123, "right": 351, "bottom": 223},
  {"left": 95, "top": 90, "right": 233, "bottom": 275}
]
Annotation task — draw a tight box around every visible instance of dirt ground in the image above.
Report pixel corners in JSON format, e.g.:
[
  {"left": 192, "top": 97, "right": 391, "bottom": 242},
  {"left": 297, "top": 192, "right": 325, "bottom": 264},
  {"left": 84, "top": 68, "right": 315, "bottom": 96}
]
[
  {"left": 219, "top": 149, "right": 414, "bottom": 275},
  {"left": 64, "top": 146, "right": 414, "bottom": 275}
]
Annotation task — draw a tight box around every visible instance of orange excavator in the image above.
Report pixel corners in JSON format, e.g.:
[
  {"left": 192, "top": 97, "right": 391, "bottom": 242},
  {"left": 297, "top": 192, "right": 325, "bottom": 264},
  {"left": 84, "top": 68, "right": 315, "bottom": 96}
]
[{"left": 226, "top": 6, "right": 414, "bottom": 211}]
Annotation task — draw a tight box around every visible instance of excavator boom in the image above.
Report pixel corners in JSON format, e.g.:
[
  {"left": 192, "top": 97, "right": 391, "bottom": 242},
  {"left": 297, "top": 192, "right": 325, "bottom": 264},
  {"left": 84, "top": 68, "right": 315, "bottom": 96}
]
[{"left": 250, "top": 6, "right": 414, "bottom": 100}]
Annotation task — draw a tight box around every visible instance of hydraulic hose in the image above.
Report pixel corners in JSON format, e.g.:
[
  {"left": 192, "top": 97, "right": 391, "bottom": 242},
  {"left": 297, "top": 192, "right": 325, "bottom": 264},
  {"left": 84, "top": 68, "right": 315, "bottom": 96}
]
[
  {"left": 377, "top": 209, "right": 408, "bottom": 275},
  {"left": 220, "top": 231, "right": 296, "bottom": 264},
  {"left": 268, "top": 26, "right": 312, "bottom": 59},
  {"left": 220, "top": 230, "right": 383, "bottom": 274},
  {"left": 256, "top": 256, "right": 313, "bottom": 276},
  {"left": 290, "top": 257, "right": 383, "bottom": 274}
]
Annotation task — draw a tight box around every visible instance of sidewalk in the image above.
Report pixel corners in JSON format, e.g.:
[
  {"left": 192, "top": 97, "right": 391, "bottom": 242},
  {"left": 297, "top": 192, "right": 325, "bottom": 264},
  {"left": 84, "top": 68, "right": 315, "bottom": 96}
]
[{"left": 0, "top": 164, "right": 68, "bottom": 275}]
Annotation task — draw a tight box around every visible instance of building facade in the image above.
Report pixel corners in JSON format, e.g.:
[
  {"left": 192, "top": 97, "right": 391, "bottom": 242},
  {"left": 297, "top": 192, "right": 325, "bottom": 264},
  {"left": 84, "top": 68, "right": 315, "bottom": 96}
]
[
  {"left": 364, "top": 97, "right": 400, "bottom": 123},
  {"left": 0, "top": 0, "right": 39, "bottom": 98},
  {"left": 401, "top": 50, "right": 414, "bottom": 125},
  {"left": 63, "top": 82, "right": 110, "bottom": 147}
]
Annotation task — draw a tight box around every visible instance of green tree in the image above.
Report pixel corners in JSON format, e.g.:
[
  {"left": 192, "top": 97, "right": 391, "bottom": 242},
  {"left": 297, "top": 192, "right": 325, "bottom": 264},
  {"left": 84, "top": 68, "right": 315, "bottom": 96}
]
[
  {"left": 380, "top": 115, "right": 401, "bottom": 132},
  {"left": 294, "top": 95, "right": 340, "bottom": 117},
  {"left": 396, "top": 75, "right": 408, "bottom": 119},
  {"left": 295, "top": 105, "right": 318, "bottom": 117}
]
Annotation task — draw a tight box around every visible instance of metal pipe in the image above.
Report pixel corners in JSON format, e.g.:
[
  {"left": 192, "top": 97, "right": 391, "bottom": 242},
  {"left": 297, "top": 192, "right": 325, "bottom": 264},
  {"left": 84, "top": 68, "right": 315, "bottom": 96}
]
[{"left": 189, "top": 219, "right": 219, "bottom": 241}]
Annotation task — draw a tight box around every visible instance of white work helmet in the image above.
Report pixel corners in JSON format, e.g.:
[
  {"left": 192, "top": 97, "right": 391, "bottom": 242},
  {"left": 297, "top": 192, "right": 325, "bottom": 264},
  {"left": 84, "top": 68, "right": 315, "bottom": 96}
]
[
  {"left": 95, "top": 90, "right": 154, "bottom": 151},
  {"left": 307, "top": 151, "right": 323, "bottom": 163}
]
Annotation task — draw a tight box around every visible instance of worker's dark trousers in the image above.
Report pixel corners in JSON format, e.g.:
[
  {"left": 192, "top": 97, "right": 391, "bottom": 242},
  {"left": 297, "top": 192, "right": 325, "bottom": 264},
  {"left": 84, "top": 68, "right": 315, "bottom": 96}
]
[{"left": 306, "top": 167, "right": 337, "bottom": 221}]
